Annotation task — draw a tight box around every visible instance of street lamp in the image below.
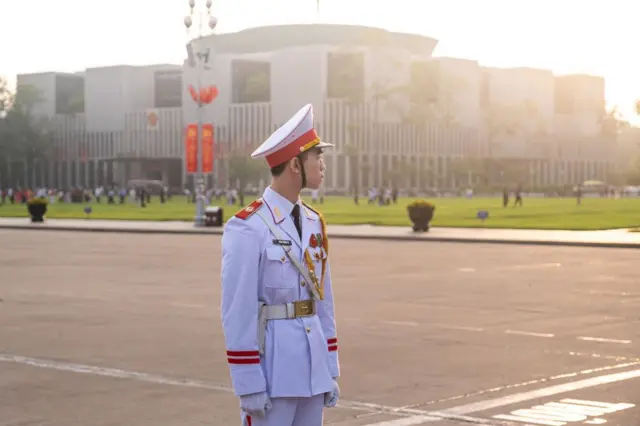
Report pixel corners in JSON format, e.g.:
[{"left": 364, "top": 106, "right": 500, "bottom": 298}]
[{"left": 184, "top": 0, "right": 218, "bottom": 227}]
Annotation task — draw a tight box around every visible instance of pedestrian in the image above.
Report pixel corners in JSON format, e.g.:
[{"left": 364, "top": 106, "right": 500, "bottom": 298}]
[
  {"left": 220, "top": 103, "right": 340, "bottom": 426},
  {"left": 513, "top": 186, "right": 523, "bottom": 207}
]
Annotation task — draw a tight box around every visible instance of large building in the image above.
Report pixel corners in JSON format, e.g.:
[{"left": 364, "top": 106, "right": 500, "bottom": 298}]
[{"left": 11, "top": 23, "right": 617, "bottom": 191}]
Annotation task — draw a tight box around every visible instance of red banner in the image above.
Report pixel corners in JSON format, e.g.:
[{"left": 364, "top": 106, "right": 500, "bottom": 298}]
[
  {"left": 185, "top": 124, "right": 198, "bottom": 174},
  {"left": 202, "top": 123, "right": 214, "bottom": 174}
]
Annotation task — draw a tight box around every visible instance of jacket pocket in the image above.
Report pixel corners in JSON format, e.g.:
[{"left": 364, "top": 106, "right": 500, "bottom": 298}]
[{"left": 264, "top": 246, "right": 294, "bottom": 288}]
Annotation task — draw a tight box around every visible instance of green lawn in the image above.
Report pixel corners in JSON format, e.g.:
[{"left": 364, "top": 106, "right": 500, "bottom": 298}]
[{"left": 2, "top": 195, "right": 639, "bottom": 230}]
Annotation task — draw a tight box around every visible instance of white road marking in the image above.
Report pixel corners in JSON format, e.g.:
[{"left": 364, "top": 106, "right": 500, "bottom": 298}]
[
  {"left": 0, "top": 354, "right": 231, "bottom": 392},
  {"left": 0, "top": 353, "right": 445, "bottom": 418},
  {"left": 405, "top": 361, "right": 640, "bottom": 409},
  {"left": 441, "top": 368, "right": 640, "bottom": 415},
  {"left": 498, "top": 263, "right": 562, "bottom": 271},
  {"left": 492, "top": 413, "right": 565, "bottom": 425},
  {"left": 434, "top": 323, "right": 484, "bottom": 332},
  {"left": 578, "top": 336, "right": 632, "bottom": 344},
  {"left": 562, "top": 398, "right": 635, "bottom": 409},
  {"left": 506, "top": 330, "right": 555, "bottom": 338},
  {"left": 379, "top": 321, "right": 484, "bottom": 332},
  {"left": 359, "top": 416, "right": 440, "bottom": 426},
  {"left": 3, "top": 353, "right": 639, "bottom": 426},
  {"left": 382, "top": 321, "right": 419, "bottom": 327},
  {"left": 492, "top": 398, "right": 635, "bottom": 425}
]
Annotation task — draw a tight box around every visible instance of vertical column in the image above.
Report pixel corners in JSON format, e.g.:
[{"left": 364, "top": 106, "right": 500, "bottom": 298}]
[
  {"left": 48, "top": 160, "right": 55, "bottom": 188},
  {"left": 162, "top": 164, "right": 169, "bottom": 186},
  {"left": 31, "top": 162, "right": 37, "bottom": 188},
  {"left": 181, "top": 155, "right": 187, "bottom": 191},
  {"left": 378, "top": 150, "right": 383, "bottom": 188},
  {"left": 107, "top": 161, "right": 114, "bottom": 187},
  {"left": 416, "top": 155, "right": 422, "bottom": 191},
  {"left": 23, "top": 160, "right": 28, "bottom": 188},
  {"left": 331, "top": 150, "right": 338, "bottom": 191},
  {"left": 93, "top": 160, "right": 99, "bottom": 187},
  {"left": 444, "top": 157, "right": 451, "bottom": 188},
  {"left": 345, "top": 153, "right": 352, "bottom": 194},
  {"left": 7, "top": 160, "right": 12, "bottom": 187}
]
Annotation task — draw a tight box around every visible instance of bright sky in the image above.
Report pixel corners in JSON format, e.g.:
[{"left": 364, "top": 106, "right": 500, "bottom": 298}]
[{"left": 2, "top": 0, "right": 638, "bottom": 122}]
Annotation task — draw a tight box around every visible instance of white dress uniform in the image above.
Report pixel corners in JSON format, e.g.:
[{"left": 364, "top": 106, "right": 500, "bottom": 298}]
[{"left": 221, "top": 104, "right": 339, "bottom": 426}]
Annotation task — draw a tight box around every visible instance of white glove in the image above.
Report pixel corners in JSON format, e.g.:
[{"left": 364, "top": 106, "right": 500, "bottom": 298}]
[
  {"left": 324, "top": 379, "right": 340, "bottom": 408},
  {"left": 240, "top": 391, "right": 272, "bottom": 418}
]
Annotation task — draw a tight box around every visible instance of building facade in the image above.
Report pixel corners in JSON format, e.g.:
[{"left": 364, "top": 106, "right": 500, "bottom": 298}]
[{"left": 10, "top": 24, "right": 617, "bottom": 192}]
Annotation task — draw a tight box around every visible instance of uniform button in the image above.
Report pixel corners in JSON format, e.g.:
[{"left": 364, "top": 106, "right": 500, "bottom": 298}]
[
  {"left": 301, "top": 281, "right": 305, "bottom": 286},
  {"left": 306, "top": 327, "right": 311, "bottom": 333}
]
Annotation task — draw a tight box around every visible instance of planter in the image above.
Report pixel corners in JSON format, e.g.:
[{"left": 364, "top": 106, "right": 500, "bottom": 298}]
[
  {"left": 406, "top": 202, "right": 435, "bottom": 232},
  {"left": 27, "top": 200, "right": 48, "bottom": 223}
]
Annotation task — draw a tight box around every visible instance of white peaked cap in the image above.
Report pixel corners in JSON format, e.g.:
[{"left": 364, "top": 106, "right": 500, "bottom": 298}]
[{"left": 251, "top": 103, "right": 333, "bottom": 167}]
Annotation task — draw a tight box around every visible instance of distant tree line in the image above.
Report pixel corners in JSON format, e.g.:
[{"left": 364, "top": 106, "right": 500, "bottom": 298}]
[{"left": 0, "top": 78, "right": 52, "bottom": 186}]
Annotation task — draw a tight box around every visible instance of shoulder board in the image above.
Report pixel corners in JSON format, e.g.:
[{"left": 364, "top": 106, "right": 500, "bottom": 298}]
[
  {"left": 235, "top": 199, "right": 264, "bottom": 220},
  {"left": 301, "top": 200, "right": 320, "bottom": 216}
]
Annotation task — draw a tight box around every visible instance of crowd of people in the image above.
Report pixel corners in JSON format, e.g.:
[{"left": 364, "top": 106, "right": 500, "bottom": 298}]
[
  {"left": 0, "top": 185, "right": 264, "bottom": 208},
  {"left": 0, "top": 186, "right": 173, "bottom": 206}
]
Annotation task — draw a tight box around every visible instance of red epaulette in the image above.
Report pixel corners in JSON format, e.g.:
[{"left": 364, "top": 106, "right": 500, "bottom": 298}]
[{"left": 234, "top": 199, "right": 264, "bottom": 220}]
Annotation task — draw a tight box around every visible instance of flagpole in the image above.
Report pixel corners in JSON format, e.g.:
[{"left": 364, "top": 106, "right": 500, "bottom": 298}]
[{"left": 184, "top": 0, "right": 218, "bottom": 227}]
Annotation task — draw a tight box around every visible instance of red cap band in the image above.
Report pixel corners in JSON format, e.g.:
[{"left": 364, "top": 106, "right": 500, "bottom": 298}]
[{"left": 265, "top": 128, "right": 320, "bottom": 168}]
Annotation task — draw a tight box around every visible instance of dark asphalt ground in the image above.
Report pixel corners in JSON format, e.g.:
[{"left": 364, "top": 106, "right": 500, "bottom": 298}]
[{"left": 0, "top": 230, "right": 638, "bottom": 426}]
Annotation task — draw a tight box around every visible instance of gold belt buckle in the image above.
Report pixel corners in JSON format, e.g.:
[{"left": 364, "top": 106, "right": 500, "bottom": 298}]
[{"left": 294, "top": 300, "right": 314, "bottom": 317}]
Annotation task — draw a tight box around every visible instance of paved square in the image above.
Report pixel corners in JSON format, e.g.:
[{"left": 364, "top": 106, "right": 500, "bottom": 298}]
[{"left": 1, "top": 230, "right": 639, "bottom": 425}]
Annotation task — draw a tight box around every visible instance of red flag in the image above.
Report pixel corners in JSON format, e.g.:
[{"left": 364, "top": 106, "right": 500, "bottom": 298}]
[
  {"left": 185, "top": 124, "right": 198, "bottom": 173},
  {"left": 202, "top": 123, "right": 214, "bottom": 174}
]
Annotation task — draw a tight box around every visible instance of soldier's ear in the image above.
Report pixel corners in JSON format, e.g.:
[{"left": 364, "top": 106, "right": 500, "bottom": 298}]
[{"left": 290, "top": 157, "right": 301, "bottom": 174}]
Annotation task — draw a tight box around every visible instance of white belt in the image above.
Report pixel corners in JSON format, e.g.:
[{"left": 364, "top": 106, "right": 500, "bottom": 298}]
[
  {"left": 263, "top": 300, "right": 316, "bottom": 320},
  {"left": 257, "top": 300, "right": 316, "bottom": 354}
]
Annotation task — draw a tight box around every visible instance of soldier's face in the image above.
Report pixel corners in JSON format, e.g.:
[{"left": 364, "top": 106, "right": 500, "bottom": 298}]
[{"left": 303, "top": 149, "right": 326, "bottom": 190}]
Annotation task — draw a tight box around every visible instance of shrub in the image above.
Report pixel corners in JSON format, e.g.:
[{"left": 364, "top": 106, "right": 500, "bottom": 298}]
[{"left": 27, "top": 197, "right": 49, "bottom": 206}]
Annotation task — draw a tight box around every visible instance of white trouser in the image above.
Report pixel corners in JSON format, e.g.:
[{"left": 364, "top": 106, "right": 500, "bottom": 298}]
[{"left": 242, "top": 395, "right": 324, "bottom": 426}]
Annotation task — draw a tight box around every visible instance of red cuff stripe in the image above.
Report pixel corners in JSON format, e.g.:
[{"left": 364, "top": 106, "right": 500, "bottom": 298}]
[
  {"left": 327, "top": 338, "right": 338, "bottom": 344},
  {"left": 228, "top": 357, "right": 260, "bottom": 364},
  {"left": 328, "top": 345, "right": 338, "bottom": 352},
  {"left": 227, "top": 350, "right": 260, "bottom": 357}
]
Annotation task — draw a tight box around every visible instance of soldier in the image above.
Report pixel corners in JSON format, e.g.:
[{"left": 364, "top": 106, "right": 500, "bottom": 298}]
[{"left": 221, "top": 104, "right": 340, "bottom": 426}]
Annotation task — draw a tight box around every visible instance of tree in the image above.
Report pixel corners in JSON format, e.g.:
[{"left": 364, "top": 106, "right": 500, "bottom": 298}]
[
  {"left": 601, "top": 105, "right": 629, "bottom": 137},
  {"left": 0, "top": 77, "right": 11, "bottom": 115},
  {"left": 623, "top": 155, "right": 640, "bottom": 185},
  {"left": 343, "top": 140, "right": 360, "bottom": 198},
  {"left": 227, "top": 148, "right": 267, "bottom": 205},
  {"left": 482, "top": 100, "right": 546, "bottom": 187},
  {"left": 451, "top": 157, "right": 486, "bottom": 187},
  {"left": 0, "top": 79, "right": 53, "bottom": 186},
  {"left": 407, "top": 60, "right": 467, "bottom": 125}
]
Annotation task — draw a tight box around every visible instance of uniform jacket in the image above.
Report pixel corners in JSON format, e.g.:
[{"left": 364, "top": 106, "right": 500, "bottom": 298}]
[{"left": 221, "top": 186, "right": 340, "bottom": 398}]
